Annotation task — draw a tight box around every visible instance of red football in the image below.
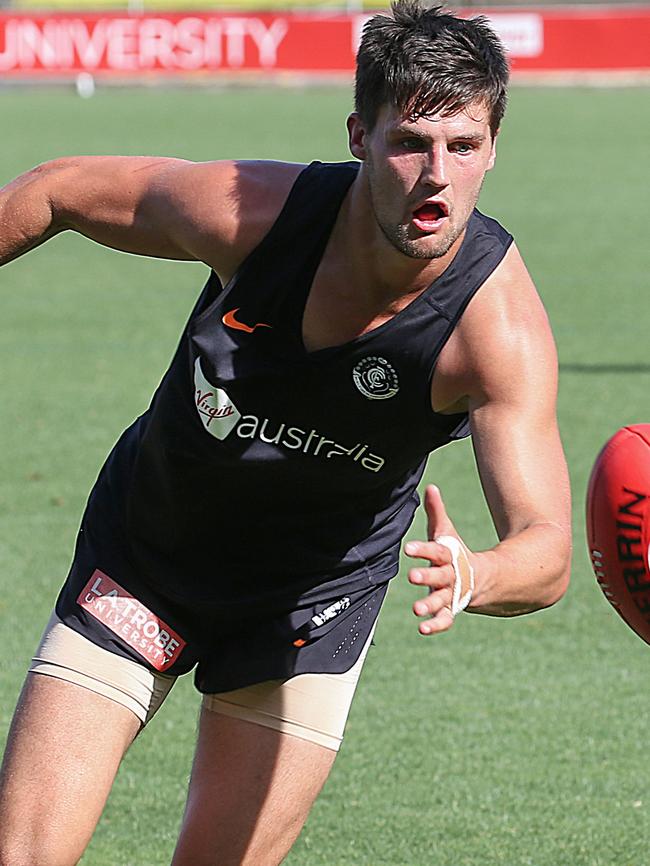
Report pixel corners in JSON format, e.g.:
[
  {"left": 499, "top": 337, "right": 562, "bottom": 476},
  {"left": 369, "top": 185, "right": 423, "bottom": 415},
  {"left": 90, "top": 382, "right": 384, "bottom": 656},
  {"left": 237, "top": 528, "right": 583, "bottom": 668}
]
[{"left": 587, "top": 424, "right": 650, "bottom": 645}]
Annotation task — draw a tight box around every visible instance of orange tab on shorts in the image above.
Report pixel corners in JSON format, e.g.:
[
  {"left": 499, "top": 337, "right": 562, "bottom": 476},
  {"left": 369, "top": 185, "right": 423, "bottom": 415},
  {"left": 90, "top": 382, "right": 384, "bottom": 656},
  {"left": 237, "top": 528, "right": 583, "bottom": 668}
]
[{"left": 77, "top": 569, "right": 186, "bottom": 671}]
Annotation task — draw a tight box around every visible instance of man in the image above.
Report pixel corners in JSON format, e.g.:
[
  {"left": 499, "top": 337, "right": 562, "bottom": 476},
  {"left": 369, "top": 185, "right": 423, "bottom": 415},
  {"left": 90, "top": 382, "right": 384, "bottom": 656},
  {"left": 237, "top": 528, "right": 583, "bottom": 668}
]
[{"left": 0, "top": 2, "right": 571, "bottom": 864}]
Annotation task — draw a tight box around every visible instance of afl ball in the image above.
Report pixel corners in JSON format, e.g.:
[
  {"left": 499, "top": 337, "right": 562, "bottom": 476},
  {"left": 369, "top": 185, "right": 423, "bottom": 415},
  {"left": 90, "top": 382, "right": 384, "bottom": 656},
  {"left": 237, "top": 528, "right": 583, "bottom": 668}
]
[{"left": 587, "top": 425, "right": 650, "bottom": 645}]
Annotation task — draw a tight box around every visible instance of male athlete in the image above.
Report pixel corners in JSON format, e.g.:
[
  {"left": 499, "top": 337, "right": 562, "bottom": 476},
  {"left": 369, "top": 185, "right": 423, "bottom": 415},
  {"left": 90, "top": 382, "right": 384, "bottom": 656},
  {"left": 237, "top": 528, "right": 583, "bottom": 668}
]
[{"left": 0, "top": 3, "right": 571, "bottom": 864}]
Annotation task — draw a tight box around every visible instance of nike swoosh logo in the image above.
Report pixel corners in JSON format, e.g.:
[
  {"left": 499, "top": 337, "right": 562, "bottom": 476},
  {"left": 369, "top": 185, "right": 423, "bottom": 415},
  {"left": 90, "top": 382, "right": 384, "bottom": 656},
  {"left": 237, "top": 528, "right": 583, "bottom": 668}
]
[{"left": 222, "top": 308, "right": 272, "bottom": 334}]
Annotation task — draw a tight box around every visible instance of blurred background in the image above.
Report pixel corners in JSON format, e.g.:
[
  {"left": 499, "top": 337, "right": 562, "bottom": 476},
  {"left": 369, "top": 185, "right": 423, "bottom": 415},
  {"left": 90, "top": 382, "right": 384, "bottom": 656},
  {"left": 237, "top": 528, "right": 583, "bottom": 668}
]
[{"left": 0, "top": 0, "right": 648, "bottom": 82}]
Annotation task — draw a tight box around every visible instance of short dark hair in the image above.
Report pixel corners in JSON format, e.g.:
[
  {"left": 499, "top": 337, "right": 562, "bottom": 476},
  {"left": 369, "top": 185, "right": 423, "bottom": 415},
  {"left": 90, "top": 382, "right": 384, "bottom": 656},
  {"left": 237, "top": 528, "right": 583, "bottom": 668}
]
[{"left": 355, "top": 0, "right": 509, "bottom": 136}]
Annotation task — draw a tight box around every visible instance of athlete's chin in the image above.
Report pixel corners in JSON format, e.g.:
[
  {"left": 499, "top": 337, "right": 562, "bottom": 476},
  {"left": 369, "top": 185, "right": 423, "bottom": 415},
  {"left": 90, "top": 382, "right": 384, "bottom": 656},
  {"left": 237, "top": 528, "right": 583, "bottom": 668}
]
[
  {"left": 395, "top": 235, "right": 455, "bottom": 261},
  {"left": 377, "top": 218, "right": 461, "bottom": 261}
]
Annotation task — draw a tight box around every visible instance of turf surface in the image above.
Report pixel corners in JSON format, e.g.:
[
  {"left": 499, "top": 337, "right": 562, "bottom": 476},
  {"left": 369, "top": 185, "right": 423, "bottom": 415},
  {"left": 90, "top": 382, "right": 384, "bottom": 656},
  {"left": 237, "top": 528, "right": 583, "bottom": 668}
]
[{"left": 1, "top": 85, "right": 650, "bottom": 865}]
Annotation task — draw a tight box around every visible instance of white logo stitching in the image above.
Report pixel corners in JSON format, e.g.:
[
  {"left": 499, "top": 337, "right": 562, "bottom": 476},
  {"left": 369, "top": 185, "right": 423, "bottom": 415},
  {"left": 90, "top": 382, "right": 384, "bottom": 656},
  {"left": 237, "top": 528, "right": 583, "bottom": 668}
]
[
  {"left": 352, "top": 356, "right": 399, "bottom": 400},
  {"left": 311, "top": 597, "right": 351, "bottom": 627}
]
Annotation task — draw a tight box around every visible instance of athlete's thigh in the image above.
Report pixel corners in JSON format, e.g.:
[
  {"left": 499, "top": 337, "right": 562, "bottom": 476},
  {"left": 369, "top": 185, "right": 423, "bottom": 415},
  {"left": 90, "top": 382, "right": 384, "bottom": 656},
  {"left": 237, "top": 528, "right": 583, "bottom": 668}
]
[
  {"left": 172, "top": 707, "right": 336, "bottom": 866},
  {"left": 0, "top": 672, "right": 140, "bottom": 866}
]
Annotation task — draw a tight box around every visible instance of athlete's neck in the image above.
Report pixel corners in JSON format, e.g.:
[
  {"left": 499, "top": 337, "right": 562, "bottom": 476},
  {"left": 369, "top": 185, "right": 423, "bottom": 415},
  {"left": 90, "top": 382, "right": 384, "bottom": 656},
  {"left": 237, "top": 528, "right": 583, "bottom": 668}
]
[{"left": 335, "top": 180, "right": 465, "bottom": 309}]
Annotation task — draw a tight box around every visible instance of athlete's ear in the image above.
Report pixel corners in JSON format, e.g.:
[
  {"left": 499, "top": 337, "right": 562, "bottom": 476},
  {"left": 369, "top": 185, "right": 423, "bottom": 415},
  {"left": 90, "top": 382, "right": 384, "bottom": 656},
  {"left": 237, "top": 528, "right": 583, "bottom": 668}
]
[{"left": 347, "top": 113, "right": 368, "bottom": 160}]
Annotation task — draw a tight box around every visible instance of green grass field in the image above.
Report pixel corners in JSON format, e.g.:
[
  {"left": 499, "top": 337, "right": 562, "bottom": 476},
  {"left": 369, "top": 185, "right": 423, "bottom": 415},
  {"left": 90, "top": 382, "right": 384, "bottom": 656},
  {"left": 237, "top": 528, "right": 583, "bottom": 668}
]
[{"left": 1, "top": 84, "right": 650, "bottom": 865}]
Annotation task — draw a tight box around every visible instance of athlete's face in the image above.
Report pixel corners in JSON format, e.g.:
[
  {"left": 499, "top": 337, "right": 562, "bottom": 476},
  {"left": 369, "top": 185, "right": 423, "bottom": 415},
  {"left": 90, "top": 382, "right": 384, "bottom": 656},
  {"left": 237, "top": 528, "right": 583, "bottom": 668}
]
[{"left": 348, "top": 102, "right": 497, "bottom": 260}]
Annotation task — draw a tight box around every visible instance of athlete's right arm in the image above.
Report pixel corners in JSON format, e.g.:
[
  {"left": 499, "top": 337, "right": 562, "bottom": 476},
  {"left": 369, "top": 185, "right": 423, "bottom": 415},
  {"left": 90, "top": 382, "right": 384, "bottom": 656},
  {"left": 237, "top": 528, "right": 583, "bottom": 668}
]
[{"left": 0, "top": 157, "right": 303, "bottom": 280}]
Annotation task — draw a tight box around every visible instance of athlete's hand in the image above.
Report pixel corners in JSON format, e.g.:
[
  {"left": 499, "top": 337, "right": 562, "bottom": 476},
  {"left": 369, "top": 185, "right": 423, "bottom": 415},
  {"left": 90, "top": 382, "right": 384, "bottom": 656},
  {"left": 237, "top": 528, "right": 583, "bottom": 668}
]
[{"left": 404, "top": 485, "right": 476, "bottom": 635}]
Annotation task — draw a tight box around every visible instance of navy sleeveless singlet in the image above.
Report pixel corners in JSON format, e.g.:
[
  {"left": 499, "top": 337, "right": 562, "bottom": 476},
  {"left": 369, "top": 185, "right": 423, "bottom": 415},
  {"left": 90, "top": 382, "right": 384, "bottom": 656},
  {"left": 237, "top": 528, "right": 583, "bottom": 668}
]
[{"left": 63, "top": 161, "right": 513, "bottom": 613}]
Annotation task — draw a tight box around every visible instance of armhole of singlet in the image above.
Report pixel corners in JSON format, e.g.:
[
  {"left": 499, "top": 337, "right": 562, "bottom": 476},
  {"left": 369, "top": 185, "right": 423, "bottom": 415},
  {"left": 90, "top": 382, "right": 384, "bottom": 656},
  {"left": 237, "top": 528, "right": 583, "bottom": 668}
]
[
  {"left": 443, "top": 231, "right": 515, "bottom": 340},
  {"left": 425, "top": 225, "right": 515, "bottom": 421},
  {"left": 189, "top": 163, "right": 318, "bottom": 328},
  {"left": 194, "top": 161, "right": 358, "bottom": 326},
  {"left": 239, "top": 161, "right": 322, "bottom": 261},
  {"left": 239, "top": 160, "right": 358, "bottom": 267}
]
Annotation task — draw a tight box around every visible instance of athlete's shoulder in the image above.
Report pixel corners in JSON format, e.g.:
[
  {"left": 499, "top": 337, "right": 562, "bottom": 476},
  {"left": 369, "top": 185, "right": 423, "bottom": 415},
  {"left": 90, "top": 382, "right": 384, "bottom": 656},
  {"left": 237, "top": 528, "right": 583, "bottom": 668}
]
[
  {"left": 433, "top": 242, "right": 557, "bottom": 411},
  {"left": 156, "top": 158, "right": 307, "bottom": 279},
  {"left": 459, "top": 242, "right": 554, "bottom": 364}
]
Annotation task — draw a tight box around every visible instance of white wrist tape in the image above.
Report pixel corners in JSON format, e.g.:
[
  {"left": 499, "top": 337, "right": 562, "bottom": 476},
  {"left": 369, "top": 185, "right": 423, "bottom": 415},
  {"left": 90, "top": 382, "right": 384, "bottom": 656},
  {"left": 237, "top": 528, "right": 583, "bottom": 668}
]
[{"left": 435, "top": 535, "right": 475, "bottom": 616}]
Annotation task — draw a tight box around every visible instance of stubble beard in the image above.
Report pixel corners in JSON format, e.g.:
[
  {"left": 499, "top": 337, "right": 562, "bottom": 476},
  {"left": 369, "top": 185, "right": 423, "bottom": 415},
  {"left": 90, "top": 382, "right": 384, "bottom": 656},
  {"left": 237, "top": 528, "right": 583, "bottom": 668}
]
[{"left": 375, "top": 216, "right": 462, "bottom": 261}]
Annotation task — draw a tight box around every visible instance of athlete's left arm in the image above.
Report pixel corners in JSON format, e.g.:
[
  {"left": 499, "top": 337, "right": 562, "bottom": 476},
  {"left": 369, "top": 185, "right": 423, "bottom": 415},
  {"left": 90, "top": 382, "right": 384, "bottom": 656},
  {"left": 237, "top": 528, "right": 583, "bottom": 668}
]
[{"left": 406, "top": 243, "right": 572, "bottom": 634}]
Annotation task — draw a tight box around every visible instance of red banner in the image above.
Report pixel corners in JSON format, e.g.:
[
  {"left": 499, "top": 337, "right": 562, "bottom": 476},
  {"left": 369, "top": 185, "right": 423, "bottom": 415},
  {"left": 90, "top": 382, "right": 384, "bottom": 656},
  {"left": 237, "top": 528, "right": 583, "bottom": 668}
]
[{"left": 0, "top": 7, "right": 648, "bottom": 78}]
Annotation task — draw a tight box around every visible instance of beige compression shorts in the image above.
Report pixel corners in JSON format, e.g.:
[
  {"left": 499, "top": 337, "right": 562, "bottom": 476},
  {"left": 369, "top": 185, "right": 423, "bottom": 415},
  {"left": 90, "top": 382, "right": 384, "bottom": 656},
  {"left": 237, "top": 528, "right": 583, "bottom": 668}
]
[{"left": 29, "top": 612, "right": 375, "bottom": 751}]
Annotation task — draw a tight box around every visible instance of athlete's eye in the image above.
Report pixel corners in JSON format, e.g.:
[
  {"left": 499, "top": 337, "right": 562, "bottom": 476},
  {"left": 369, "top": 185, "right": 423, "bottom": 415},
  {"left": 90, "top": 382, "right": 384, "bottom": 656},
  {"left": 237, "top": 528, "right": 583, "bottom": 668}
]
[
  {"left": 399, "top": 137, "right": 424, "bottom": 152},
  {"left": 450, "top": 141, "right": 477, "bottom": 154}
]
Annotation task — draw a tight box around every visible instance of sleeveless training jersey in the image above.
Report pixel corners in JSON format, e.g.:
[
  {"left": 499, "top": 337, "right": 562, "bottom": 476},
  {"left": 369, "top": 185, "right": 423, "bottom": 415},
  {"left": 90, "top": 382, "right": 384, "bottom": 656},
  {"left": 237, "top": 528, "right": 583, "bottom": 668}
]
[{"left": 69, "top": 161, "right": 513, "bottom": 609}]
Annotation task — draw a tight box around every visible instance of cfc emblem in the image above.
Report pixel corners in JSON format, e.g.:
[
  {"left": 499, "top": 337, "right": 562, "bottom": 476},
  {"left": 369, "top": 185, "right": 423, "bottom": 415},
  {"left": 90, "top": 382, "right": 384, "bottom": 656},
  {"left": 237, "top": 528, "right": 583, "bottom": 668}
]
[{"left": 352, "top": 356, "right": 399, "bottom": 400}]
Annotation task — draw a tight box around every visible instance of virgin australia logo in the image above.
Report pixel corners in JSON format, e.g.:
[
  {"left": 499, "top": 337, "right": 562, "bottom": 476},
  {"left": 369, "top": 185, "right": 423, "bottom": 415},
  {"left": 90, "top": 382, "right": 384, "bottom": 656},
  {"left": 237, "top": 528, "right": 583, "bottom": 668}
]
[
  {"left": 352, "top": 356, "right": 399, "bottom": 400},
  {"left": 193, "top": 358, "right": 241, "bottom": 440},
  {"left": 193, "top": 356, "right": 385, "bottom": 472}
]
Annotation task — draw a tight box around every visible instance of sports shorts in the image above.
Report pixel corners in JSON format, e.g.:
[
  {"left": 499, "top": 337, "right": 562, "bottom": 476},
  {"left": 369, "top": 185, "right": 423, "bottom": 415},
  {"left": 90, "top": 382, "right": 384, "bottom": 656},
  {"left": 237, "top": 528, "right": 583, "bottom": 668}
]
[
  {"left": 30, "top": 612, "right": 377, "bottom": 751},
  {"left": 55, "top": 559, "right": 387, "bottom": 694}
]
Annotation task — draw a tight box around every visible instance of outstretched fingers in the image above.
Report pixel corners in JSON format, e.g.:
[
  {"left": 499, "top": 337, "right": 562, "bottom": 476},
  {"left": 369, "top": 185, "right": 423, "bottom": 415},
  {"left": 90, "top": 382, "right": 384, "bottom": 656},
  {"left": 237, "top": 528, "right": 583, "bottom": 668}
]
[
  {"left": 405, "top": 486, "right": 475, "bottom": 635},
  {"left": 405, "top": 539, "right": 456, "bottom": 634}
]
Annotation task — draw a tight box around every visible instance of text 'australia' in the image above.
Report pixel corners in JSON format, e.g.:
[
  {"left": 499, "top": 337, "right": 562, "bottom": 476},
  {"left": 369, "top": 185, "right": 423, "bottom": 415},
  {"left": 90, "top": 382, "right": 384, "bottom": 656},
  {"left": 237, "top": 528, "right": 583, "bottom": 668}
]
[{"left": 235, "top": 415, "right": 385, "bottom": 473}]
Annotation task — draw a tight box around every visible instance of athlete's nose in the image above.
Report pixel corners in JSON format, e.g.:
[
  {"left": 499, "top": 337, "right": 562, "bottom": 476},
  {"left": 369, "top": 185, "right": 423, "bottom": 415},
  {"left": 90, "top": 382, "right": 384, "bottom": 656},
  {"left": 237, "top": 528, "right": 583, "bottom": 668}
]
[{"left": 421, "top": 145, "right": 449, "bottom": 189}]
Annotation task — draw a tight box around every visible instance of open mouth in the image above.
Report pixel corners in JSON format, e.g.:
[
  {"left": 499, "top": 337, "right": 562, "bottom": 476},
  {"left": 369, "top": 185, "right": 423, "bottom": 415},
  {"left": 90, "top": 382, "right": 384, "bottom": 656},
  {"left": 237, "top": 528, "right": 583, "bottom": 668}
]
[{"left": 411, "top": 200, "right": 449, "bottom": 230}]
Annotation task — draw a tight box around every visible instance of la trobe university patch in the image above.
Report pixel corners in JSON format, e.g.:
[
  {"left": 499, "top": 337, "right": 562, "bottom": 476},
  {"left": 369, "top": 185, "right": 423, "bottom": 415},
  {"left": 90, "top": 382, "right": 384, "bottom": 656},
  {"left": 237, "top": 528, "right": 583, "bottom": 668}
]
[{"left": 352, "top": 356, "right": 399, "bottom": 400}]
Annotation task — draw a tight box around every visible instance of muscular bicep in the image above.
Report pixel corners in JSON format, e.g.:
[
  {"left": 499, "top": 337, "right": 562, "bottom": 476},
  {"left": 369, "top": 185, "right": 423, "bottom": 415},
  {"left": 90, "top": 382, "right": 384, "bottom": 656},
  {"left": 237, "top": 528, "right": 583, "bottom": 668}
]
[
  {"left": 49, "top": 157, "right": 251, "bottom": 265},
  {"left": 1, "top": 156, "right": 201, "bottom": 263},
  {"left": 1, "top": 157, "right": 302, "bottom": 275},
  {"left": 61, "top": 157, "right": 205, "bottom": 260}
]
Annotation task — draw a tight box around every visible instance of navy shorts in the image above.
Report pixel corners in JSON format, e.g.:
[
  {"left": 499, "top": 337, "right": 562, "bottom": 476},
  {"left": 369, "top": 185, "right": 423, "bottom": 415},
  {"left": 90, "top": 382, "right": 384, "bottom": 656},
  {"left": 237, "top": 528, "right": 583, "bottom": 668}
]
[{"left": 55, "top": 542, "right": 388, "bottom": 694}]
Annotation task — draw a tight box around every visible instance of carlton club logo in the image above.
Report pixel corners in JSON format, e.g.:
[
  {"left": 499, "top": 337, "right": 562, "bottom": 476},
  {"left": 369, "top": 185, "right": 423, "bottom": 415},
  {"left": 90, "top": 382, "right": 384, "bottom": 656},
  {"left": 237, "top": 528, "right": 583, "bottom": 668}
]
[{"left": 352, "top": 356, "right": 399, "bottom": 400}]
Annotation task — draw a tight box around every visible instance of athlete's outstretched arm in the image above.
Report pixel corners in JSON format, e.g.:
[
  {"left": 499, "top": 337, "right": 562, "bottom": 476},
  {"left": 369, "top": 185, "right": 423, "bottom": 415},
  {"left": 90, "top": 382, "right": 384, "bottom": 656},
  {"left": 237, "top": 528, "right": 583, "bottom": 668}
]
[
  {"left": 406, "top": 244, "right": 572, "bottom": 634},
  {"left": 0, "top": 157, "right": 302, "bottom": 280}
]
